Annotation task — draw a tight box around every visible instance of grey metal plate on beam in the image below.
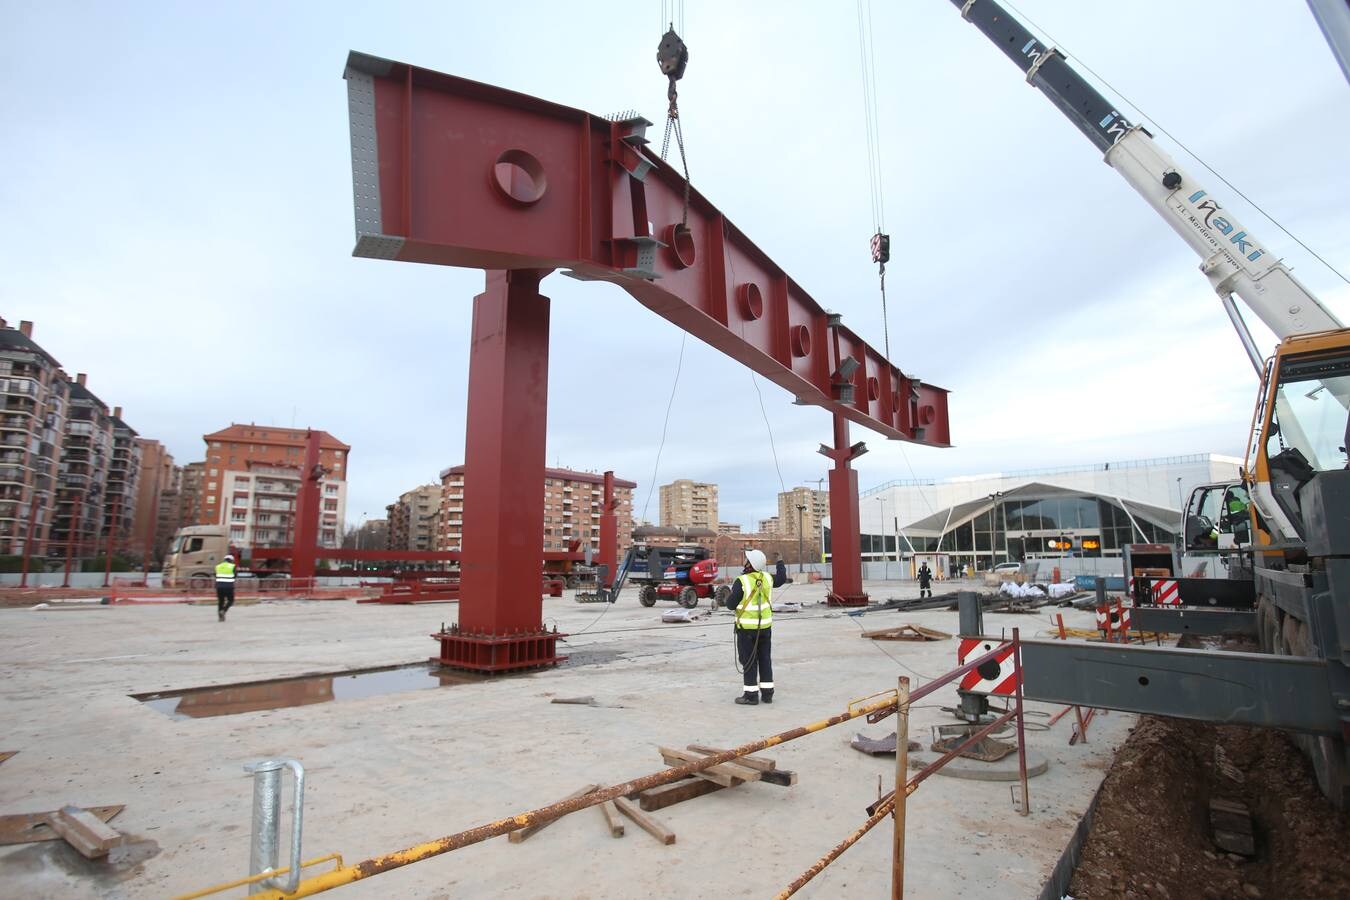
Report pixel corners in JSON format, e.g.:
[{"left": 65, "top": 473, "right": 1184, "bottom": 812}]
[
  {"left": 1131, "top": 606, "right": 1257, "bottom": 637},
  {"left": 1019, "top": 639, "right": 1338, "bottom": 735}
]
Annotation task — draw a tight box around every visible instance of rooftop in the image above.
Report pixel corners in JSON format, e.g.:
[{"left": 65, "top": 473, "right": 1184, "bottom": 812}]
[{"left": 203, "top": 423, "right": 350, "bottom": 452}]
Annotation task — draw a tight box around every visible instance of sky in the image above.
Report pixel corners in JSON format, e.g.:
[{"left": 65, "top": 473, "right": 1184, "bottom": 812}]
[{"left": 4, "top": 0, "right": 1348, "bottom": 531}]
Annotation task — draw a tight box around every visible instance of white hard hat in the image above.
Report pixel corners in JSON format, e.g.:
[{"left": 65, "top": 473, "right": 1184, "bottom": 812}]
[
  {"left": 224, "top": 554, "right": 234, "bottom": 561},
  {"left": 744, "top": 549, "right": 767, "bottom": 572}
]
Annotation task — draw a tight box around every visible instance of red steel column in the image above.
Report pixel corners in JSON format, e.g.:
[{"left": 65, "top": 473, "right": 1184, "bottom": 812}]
[
  {"left": 435, "top": 269, "right": 564, "bottom": 672},
  {"left": 290, "top": 430, "right": 322, "bottom": 582},
  {"left": 599, "top": 470, "right": 617, "bottom": 588},
  {"left": 824, "top": 413, "right": 868, "bottom": 607}
]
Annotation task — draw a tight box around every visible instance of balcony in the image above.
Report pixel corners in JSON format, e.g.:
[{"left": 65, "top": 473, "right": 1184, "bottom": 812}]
[
  {"left": 0, "top": 466, "right": 25, "bottom": 483},
  {"left": 0, "top": 378, "right": 38, "bottom": 397}
]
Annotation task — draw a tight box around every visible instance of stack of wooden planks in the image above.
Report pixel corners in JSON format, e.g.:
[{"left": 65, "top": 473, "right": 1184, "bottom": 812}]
[{"left": 504, "top": 745, "right": 799, "bottom": 848}]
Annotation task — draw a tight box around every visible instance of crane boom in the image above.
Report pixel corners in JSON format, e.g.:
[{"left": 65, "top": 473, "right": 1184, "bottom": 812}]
[{"left": 948, "top": 0, "right": 1342, "bottom": 359}]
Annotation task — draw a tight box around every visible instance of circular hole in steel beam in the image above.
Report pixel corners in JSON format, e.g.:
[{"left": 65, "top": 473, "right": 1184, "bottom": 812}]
[
  {"left": 790, "top": 324, "right": 812, "bottom": 358},
  {"left": 1138, "top": 675, "right": 1150, "bottom": 686},
  {"left": 737, "top": 283, "right": 764, "bottom": 320},
  {"left": 491, "top": 149, "right": 547, "bottom": 205},
  {"left": 867, "top": 377, "right": 880, "bottom": 401},
  {"left": 977, "top": 659, "right": 1002, "bottom": 681},
  {"left": 919, "top": 404, "right": 936, "bottom": 425},
  {"left": 665, "top": 224, "right": 696, "bottom": 269}
]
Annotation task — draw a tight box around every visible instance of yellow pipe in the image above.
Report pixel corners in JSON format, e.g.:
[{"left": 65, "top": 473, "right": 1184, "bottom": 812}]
[
  {"left": 247, "top": 693, "right": 901, "bottom": 899},
  {"left": 172, "top": 854, "right": 344, "bottom": 899}
]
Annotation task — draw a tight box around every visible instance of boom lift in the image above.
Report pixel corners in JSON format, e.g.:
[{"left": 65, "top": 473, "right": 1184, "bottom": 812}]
[{"left": 946, "top": 0, "right": 1350, "bottom": 805}]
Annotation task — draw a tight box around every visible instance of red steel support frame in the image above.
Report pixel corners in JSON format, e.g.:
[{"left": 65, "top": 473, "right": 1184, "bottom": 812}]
[
  {"left": 820, "top": 413, "right": 868, "bottom": 606},
  {"left": 342, "top": 52, "right": 952, "bottom": 670}
]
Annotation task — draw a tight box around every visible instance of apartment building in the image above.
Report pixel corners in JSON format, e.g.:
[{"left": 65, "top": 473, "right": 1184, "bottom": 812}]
[
  {"left": 777, "top": 487, "right": 829, "bottom": 540},
  {"left": 716, "top": 522, "right": 742, "bottom": 534},
  {"left": 178, "top": 461, "right": 204, "bottom": 530},
  {"left": 0, "top": 319, "right": 65, "bottom": 556},
  {"left": 200, "top": 425, "right": 349, "bottom": 549},
  {"left": 437, "top": 466, "right": 635, "bottom": 553},
  {"left": 658, "top": 479, "right": 718, "bottom": 530},
  {"left": 50, "top": 373, "right": 113, "bottom": 558},
  {"left": 104, "top": 408, "right": 141, "bottom": 550},
  {"left": 386, "top": 484, "right": 439, "bottom": 551},
  {"left": 758, "top": 516, "right": 780, "bottom": 534},
  {"left": 133, "top": 439, "right": 181, "bottom": 562}
]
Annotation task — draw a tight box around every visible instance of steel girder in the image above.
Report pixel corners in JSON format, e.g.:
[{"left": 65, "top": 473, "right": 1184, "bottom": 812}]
[{"left": 342, "top": 51, "right": 950, "bottom": 447}]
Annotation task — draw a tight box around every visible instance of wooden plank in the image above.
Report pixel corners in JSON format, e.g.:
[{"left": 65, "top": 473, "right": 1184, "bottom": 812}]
[
  {"left": 613, "top": 797, "right": 675, "bottom": 845},
  {"left": 507, "top": 784, "right": 599, "bottom": 843},
  {"left": 0, "top": 805, "right": 124, "bottom": 846},
  {"left": 598, "top": 800, "right": 624, "bottom": 837},
  {"left": 44, "top": 806, "right": 122, "bottom": 859},
  {"left": 685, "top": 744, "right": 776, "bottom": 771},
  {"left": 638, "top": 777, "right": 724, "bottom": 811},
  {"left": 0, "top": 751, "right": 16, "bottom": 766},
  {"left": 659, "top": 747, "right": 761, "bottom": 785},
  {"left": 684, "top": 745, "right": 798, "bottom": 786}
]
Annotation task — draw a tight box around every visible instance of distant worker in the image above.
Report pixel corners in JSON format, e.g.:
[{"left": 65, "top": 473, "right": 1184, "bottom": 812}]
[
  {"left": 215, "top": 554, "right": 237, "bottom": 622},
  {"left": 917, "top": 561, "right": 933, "bottom": 599},
  {"left": 724, "top": 548, "right": 774, "bottom": 705},
  {"left": 774, "top": 552, "right": 791, "bottom": 588}
]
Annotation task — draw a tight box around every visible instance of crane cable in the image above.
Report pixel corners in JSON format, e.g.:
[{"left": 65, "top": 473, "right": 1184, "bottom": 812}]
[{"left": 856, "top": 0, "right": 893, "bottom": 360}]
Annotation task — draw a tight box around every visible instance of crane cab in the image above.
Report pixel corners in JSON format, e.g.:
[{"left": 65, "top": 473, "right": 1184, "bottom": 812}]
[{"left": 1183, "top": 482, "right": 1253, "bottom": 554}]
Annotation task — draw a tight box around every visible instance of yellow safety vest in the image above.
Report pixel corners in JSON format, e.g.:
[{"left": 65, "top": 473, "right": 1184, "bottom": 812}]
[
  {"left": 215, "top": 561, "right": 236, "bottom": 583},
  {"left": 735, "top": 571, "right": 772, "bottom": 630}
]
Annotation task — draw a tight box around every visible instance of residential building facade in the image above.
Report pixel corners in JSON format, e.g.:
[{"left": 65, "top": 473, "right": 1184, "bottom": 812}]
[
  {"left": 386, "top": 484, "right": 440, "bottom": 551},
  {"left": 133, "top": 439, "right": 180, "bottom": 562},
  {"left": 437, "top": 466, "right": 635, "bottom": 553},
  {"left": 51, "top": 373, "right": 113, "bottom": 559},
  {"left": 178, "top": 462, "right": 205, "bottom": 531},
  {"left": 658, "top": 479, "right": 718, "bottom": 530},
  {"left": 0, "top": 319, "right": 65, "bottom": 557},
  {"left": 104, "top": 407, "right": 141, "bottom": 553},
  {"left": 778, "top": 487, "right": 829, "bottom": 542},
  {"left": 200, "top": 425, "right": 350, "bottom": 549}
]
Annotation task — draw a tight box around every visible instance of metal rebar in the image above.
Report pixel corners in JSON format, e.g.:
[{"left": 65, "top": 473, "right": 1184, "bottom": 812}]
[
  {"left": 867, "top": 707, "right": 1016, "bottom": 816},
  {"left": 249, "top": 692, "right": 903, "bottom": 899}
]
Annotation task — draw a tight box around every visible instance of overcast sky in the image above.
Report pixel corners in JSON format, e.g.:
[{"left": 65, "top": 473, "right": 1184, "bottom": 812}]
[{"left": 5, "top": 1, "right": 1348, "bottom": 530}]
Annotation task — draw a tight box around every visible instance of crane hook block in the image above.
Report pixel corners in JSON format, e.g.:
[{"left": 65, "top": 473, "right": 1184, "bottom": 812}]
[
  {"left": 657, "top": 28, "right": 689, "bottom": 82},
  {"left": 871, "top": 232, "right": 890, "bottom": 265}
]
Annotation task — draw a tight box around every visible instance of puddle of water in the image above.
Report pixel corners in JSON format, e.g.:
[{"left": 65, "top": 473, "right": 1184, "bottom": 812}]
[{"left": 134, "top": 664, "right": 488, "bottom": 720}]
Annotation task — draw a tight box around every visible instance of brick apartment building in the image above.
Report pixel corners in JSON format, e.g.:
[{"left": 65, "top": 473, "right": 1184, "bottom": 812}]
[
  {"left": 132, "top": 439, "right": 182, "bottom": 562},
  {"left": 104, "top": 408, "right": 141, "bottom": 550},
  {"left": 0, "top": 320, "right": 65, "bottom": 557},
  {"left": 437, "top": 466, "right": 635, "bottom": 553},
  {"left": 778, "top": 487, "right": 828, "bottom": 543},
  {"left": 199, "top": 425, "right": 350, "bottom": 549},
  {"left": 386, "top": 484, "right": 439, "bottom": 551},
  {"left": 178, "top": 461, "right": 204, "bottom": 532},
  {"left": 659, "top": 479, "right": 718, "bottom": 530}
]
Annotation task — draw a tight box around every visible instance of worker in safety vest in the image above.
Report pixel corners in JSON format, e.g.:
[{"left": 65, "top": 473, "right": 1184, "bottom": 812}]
[
  {"left": 215, "top": 554, "right": 237, "bottom": 622},
  {"left": 723, "top": 548, "right": 774, "bottom": 705}
]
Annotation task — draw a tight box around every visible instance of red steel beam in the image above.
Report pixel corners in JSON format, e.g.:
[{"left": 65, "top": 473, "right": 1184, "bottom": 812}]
[{"left": 343, "top": 52, "right": 950, "bottom": 447}]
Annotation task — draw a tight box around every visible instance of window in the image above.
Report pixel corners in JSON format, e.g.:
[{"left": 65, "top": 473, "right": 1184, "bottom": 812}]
[
  {"left": 324, "top": 499, "right": 338, "bottom": 511},
  {"left": 209, "top": 468, "right": 218, "bottom": 476},
  {"left": 211, "top": 441, "right": 221, "bottom": 448},
  {"left": 230, "top": 527, "right": 246, "bottom": 539},
  {"left": 232, "top": 512, "right": 246, "bottom": 522},
  {"left": 207, "top": 481, "right": 217, "bottom": 490},
  {"left": 185, "top": 537, "right": 205, "bottom": 553},
  {"left": 207, "top": 496, "right": 216, "bottom": 504}
]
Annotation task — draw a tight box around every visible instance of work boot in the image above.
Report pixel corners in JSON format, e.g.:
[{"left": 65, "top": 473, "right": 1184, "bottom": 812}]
[
  {"left": 761, "top": 689, "right": 774, "bottom": 704},
  {"left": 734, "top": 693, "right": 759, "bottom": 705},
  {"left": 218, "top": 609, "right": 225, "bottom": 622}
]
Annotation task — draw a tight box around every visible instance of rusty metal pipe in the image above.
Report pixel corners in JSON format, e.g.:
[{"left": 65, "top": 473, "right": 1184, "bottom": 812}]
[
  {"left": 777, "top": 798, "right": 895, "bottom": 899},
  {"left": 892, "top": 677, "right": 909, "bottom": 900},
  {"left": 250, "top": 692, "right": 901, "bottom": 899},
  {"left": 1012, "top": 628, "right": 1031, "bottom": 816},
  {"left": 867, "top": 707, "right": 1016, "bottom": 816}
]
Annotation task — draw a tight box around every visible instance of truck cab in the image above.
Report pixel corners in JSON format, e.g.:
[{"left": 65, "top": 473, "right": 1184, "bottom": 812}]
[
  {"left": 1183, "top": 482, "right": 1253, "bottom": 553},
  {"left": 162, "top": 525, "right": 230, "bottom": 588}
]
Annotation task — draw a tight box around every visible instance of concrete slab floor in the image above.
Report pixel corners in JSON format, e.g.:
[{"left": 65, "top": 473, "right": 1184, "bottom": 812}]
[{"left": 0, "top": 579, "right": 1134, "bottom": 898}]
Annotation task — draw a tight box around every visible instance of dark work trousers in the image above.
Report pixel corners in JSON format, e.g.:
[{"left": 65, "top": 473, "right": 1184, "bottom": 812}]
[
  {"left": 737, "top": 626, "right": 773, "bottom": 698},
  {"left": 216, "top": 582, "right": 235, "bottom": 617}
]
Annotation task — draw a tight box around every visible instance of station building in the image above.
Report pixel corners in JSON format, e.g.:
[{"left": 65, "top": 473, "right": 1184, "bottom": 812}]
[{"left": 825, "top": 453, "right": 1243, "bottom": 572}]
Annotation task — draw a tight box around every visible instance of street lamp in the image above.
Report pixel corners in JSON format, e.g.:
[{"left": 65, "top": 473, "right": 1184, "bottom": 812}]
[
  {"left": 796, "top": 503, "right": 807, "bottom": 574},
  {"left": 876, "top": 496, "right": 888, "bottom": 580},
  {"left": 987, "top": 491, "right": 1005, "bottom": 572},
  {"left": 1175, "top": 476, "right": 1184, "bottom": 511}
]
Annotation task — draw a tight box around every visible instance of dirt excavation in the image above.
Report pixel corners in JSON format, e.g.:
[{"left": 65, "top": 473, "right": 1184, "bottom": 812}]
[{"left": 1068, "top": 714, "right": 1350, "bottom": 898}]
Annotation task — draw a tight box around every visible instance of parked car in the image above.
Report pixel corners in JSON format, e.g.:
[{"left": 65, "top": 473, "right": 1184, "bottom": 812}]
[{"left": 993, "top": 562, "right": 1023, "bottom": 574}]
